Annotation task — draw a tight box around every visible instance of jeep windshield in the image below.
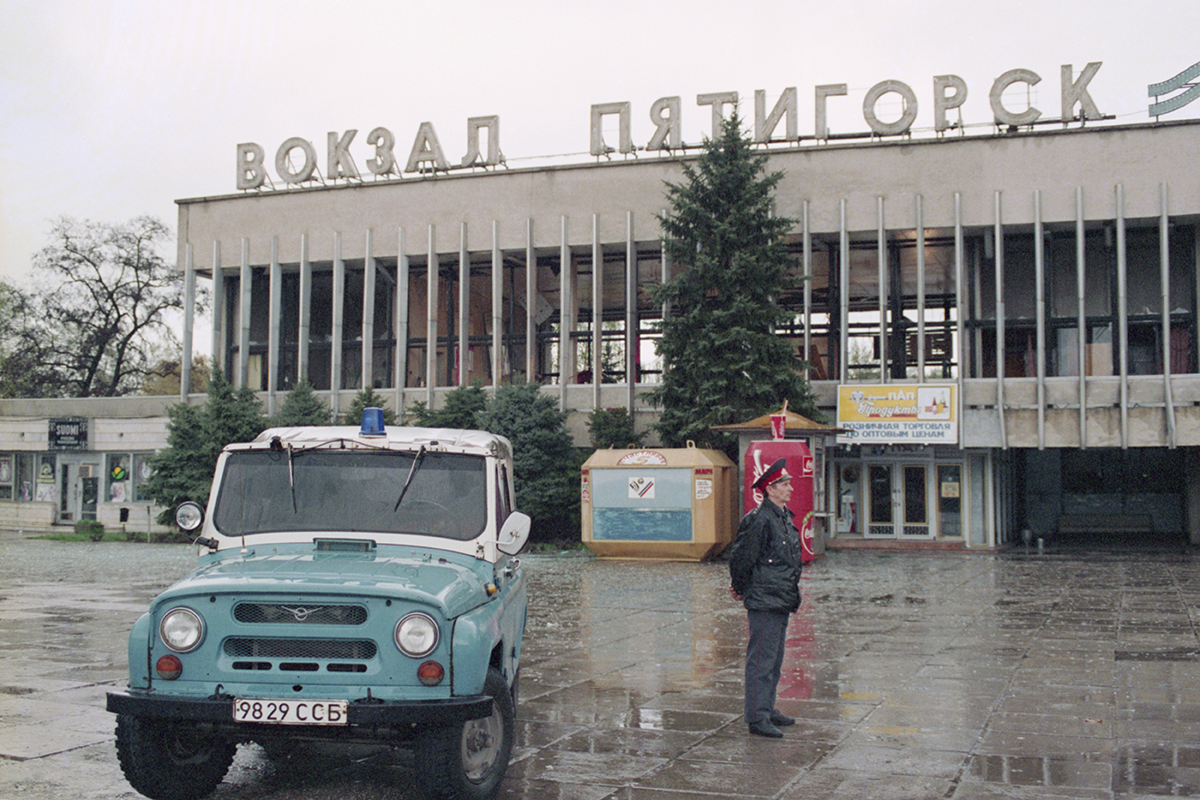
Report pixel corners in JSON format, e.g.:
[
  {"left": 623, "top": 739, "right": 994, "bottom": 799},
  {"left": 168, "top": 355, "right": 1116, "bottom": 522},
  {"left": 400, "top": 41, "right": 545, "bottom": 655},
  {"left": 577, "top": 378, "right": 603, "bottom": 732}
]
[{"left": 212, "top": 449, "right": 487, "bottom": 539}]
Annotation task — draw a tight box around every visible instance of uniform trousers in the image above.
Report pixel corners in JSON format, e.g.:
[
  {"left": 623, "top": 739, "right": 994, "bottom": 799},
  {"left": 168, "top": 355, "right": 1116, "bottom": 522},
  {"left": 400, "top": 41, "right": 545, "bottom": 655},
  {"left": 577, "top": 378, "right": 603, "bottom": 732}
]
[{"left": 744, "top": 608, "right": 789, "bottom": 724}]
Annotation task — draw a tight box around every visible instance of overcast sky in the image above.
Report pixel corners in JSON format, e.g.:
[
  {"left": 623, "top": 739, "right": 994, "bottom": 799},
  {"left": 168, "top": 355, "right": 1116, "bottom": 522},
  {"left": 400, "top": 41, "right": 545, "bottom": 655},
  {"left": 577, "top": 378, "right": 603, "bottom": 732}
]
[{"left": 2, "top": 0, "right": 1198, "bottom": 286}]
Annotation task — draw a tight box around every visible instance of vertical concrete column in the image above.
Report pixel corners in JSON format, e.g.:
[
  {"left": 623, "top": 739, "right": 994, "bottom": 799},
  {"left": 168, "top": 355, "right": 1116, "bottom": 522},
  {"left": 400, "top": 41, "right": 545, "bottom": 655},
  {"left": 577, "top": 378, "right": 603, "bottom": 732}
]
[
  {"left": 954, "top": 193, "right": 965, "bottom": 450},
  {"left": 1075, "top": 188, "right": 1087, "bottom": 448},
  {"left": 1116, "top": 184, "right": 1129, "bottom": 449},
  {"left": 838, "top": 200, "right": 849, "bottom": 384},
  {"left": 182, "top": 244, "right": 195, "bottom": 399},
  {"left": 458, "top": 223, "right": 469, "bottom": 387},
  {"left": 525, "top": 219, "right": 536, "bottom": 383},
  {"left": 1160, "top": 182, "right": 1177, "bottom": 447},
  {"left": 916, "top": 195, "right": 926, "bottom": 379},
  {"left": 660, "top": 223, "right": 671, "bottom": 322},
  {"left": 994, "top": 192, "right": 1007, "bottom": 449},
  {"left": 625, "top": 210, "right": 637, "bottom": 412},
  {"left": 362, "top": 229, "right": 376, "bottom": 391},
  {"left": 268, "top": 236, "right": 281, "bottom": 415},
  {"left": 238, "top": 238, "right": 251, "bottom": 390},
  {"left": 1034, "top": 191, "right": 1046, "bottom": 450},
  {"left": 877, "top": 196, "right": 887, "bottom": 384},
  {"left": 395, "top": 227, "right": 410, "bottom": 413},
  {"left": 491, "top": 220, "right": 502, "bottom": 389},
  {"left": 426, "top": 224, "right": 438, "bottom": 407},
  {"left": 591, "top": 214, "right": 602, "bottom": 408},
  {"left": 211, "top": 241, "right": 223, "bottom": 378},
  {"left": 331, "top": 233, "right": 344, "bottom": 414},
  {"left": 801, "top": 201, "right": 812, "bottom": 381},
  {"left": 560, "top": 216, "right": 571, "bottom": 410},
  {"left": 298, "top": 234, "right": 311, "bottom": 386}
]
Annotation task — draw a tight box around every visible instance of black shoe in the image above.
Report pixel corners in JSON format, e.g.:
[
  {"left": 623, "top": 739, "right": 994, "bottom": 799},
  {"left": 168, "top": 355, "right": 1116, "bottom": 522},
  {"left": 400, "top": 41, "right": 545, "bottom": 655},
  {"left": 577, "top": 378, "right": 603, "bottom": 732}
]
[
  {"left": 769, "top": 711, "right": 795, "bottom": 726},
  {"left": 748, "top": 720, "right": 783, "bottom": 738}
]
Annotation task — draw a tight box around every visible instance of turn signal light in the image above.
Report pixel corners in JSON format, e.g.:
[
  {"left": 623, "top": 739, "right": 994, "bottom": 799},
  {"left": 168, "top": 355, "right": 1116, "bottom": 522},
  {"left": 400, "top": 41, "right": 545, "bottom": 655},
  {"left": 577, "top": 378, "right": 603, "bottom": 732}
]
[
  {"left": 156, "top": 655, "right": 183, "bottom": 680},
  {"left": 417, "top": 661, "right": 444, "bottom": 686}
]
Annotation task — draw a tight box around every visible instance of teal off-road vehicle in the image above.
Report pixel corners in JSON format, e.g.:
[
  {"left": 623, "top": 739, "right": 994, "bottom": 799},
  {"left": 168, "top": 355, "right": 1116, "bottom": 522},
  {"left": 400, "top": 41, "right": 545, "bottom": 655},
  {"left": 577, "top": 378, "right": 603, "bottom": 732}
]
[{"left": 107, "top": 410, "right": 529, "bottom": 800}]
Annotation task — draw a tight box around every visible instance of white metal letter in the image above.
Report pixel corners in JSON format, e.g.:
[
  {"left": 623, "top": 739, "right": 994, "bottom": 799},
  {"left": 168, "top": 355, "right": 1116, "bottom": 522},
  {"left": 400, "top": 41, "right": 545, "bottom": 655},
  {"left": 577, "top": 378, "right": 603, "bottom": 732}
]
[
  {"left": 990, "top": 69, "right": 1042, "bottom": 126},
  {"left": 647, "top": 96, "right": 681, "bottom": 151},
  {"left": 863, "top": 80, "right": 918, "bottom": 135},
  {"left": 462, "top": 115, "right": 502, "bottom": 166},
  {"left": 814, "top": 84, "right": 847, "bottom": 139},
  {"left": 275, "top": 137, "right": 318, "bottom": 184},
  {"left": 406, "top": 122, "right": 450, "bottom": 172},
  {"left": 933, "top": 75, "right": 968, "bottom": 132},
  {"left": 366, "top": 127, "right": 396, "bottom": 176},
  {"left": 696, "top": 92, "right": 738, "bottom": 138},
  {"left": 327, "top": 129, "right": 360, "bottom": 180},
  {"left": 236, "top": 142, "right": 266, "bottom": 189},
  {"left": 1061, "top": 62, "right": 1102, "bottom": 121},
  {"left": 590, "top": 102, "right": 632, "bottom": 155},
  {"left": 754, "top": 88, "right": 798, "bottom": 143}
]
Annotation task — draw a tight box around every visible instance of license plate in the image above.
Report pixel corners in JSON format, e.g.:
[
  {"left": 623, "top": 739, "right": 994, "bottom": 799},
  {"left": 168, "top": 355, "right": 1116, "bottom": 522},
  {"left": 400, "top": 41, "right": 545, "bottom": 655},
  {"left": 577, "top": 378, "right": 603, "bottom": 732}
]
[{"left": 232, "top": 698, "right": 348, "bottom": 726}]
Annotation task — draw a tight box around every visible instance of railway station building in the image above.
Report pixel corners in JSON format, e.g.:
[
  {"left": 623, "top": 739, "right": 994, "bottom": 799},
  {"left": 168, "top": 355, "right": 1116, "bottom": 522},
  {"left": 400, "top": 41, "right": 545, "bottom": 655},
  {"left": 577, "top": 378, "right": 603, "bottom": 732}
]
[{"left": 4, "top": 63, "right": 1200, "bottom": 549}]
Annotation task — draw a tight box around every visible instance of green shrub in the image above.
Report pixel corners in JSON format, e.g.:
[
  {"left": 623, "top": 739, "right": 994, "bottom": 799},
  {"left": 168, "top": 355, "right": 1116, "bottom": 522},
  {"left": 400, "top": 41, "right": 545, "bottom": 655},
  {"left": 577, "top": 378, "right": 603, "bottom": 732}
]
[{"left": 75, "top": 519, "right": 106, "bottom": 542}]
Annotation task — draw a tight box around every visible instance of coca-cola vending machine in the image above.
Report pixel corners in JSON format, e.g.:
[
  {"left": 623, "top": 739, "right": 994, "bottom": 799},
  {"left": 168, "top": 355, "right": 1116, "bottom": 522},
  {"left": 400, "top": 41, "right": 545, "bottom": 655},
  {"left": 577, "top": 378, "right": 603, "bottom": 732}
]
[{"left": 744, "top": 439, "right": 815, "bottom": 563}]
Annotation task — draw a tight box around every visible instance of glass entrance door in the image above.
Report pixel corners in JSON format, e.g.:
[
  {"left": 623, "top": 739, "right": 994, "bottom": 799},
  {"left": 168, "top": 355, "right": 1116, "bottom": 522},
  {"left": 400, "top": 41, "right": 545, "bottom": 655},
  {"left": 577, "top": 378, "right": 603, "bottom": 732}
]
[{"left": 865, "top": 463, "right": 933, "bottom": 538}]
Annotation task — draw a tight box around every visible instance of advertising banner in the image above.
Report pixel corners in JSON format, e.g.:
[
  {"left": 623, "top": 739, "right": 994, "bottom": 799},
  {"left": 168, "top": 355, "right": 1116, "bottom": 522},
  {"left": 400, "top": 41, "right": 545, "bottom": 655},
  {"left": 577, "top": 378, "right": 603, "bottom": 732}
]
[
  {"left": 836, "top": 384, "right": 957, "bottom": 445},
  {"left": 744, "top": 440, "right": 815, "bottom": 563}
]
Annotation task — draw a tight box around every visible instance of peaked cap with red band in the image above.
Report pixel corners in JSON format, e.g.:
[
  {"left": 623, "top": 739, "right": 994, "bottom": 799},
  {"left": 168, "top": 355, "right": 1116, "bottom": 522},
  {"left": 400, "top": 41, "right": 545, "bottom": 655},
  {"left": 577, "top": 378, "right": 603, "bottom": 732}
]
[{"left": 751, "top": 457, "right": 792, "bottom": 492}]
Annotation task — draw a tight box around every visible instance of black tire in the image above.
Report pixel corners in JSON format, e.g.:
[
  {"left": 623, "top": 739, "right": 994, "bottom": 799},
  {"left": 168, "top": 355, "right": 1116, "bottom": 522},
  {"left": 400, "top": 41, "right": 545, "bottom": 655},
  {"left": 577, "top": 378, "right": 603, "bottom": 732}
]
[
  {"left": 115, "top": 714, "right": 236, "bottom": 800},
  {"left": 414, "top": 667, "right": 515, "bottom": 800}
]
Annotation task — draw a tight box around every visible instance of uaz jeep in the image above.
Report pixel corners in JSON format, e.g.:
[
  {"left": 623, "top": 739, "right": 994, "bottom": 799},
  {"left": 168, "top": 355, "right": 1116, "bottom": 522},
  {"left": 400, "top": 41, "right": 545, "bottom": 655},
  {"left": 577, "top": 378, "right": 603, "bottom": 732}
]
[{"left": 107, "top": 410, "right": 529, "bottom": 800}]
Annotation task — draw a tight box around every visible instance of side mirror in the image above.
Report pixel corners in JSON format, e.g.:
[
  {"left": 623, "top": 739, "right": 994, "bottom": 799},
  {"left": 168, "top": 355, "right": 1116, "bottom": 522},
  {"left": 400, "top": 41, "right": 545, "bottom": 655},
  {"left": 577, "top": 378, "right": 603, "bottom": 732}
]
[
  {"left": 496, "top": 512, "right": 530, "bottom": 555},
  {"left": 175, "top": 501, "right": 205, "bottom": 533}
]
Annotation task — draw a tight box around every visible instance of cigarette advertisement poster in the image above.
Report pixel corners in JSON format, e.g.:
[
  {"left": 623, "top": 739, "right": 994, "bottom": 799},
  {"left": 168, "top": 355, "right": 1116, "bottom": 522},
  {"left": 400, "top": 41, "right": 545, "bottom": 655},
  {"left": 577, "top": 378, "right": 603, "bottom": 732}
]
[{"left": 836, "top": 384, "right": 957, "bottom": 445}]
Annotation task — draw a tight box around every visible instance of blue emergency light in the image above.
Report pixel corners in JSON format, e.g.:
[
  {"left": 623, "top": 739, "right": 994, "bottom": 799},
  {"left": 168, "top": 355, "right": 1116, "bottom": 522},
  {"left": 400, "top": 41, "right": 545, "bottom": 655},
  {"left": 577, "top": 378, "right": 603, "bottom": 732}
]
[{"left": 360, "top": 408, "right": 386, "bottom": 436}]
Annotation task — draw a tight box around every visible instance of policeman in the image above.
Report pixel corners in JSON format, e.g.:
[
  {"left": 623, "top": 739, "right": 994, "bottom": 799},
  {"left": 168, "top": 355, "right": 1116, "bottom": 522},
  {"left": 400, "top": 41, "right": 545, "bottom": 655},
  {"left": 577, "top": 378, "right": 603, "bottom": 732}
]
[{"left": 729, "top": 457, "right": 802, "bottom": 738}]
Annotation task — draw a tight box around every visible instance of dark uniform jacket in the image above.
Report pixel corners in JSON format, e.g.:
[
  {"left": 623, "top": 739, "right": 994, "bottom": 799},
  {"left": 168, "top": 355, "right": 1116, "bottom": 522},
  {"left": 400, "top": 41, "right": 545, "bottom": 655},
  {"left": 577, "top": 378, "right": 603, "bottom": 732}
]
[{"left": 729, "top": 501, "right": 802, "bottom": 613}]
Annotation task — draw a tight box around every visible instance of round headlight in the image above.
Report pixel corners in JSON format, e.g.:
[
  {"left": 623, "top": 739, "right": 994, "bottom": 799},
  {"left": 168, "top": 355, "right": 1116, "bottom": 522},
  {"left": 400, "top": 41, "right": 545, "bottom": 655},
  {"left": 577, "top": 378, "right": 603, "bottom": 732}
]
[
  {"left": 395, "top": 613, "right": 439, "bottom": 658},
  {"left": 174, "top": 502, "right": 204, "bottom": 532},
  {"left": 159, "top": 607, "right": 205, "bottom": 653}
]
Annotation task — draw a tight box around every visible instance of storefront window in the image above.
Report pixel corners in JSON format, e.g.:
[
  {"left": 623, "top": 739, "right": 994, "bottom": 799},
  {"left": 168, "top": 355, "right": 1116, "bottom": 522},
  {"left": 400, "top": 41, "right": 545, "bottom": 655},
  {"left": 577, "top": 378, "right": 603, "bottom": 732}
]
[
  {"left": 35, "top": 454, "right": 55, "bottom": 502},
  {"left": 0, "top": 454, "right": 12, "bottom": 501},
  {"left": 938, "top": 464, "right": 962, "bottom": 538},
  {"left": 107, "top": 453, "right": 154, "bottom": 503}
]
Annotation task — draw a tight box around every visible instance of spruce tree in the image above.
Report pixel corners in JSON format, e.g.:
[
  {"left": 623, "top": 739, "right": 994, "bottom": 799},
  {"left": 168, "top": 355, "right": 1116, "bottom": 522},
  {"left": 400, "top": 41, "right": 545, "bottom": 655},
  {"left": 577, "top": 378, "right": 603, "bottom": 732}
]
[
  {"left": 144, "top": 367, "right": 266, "bottom": 525},
  {"left": 475, "top": 382, "right": 579, "bottom": 542},
  {"left": 339, "top": 387, "right": 398, "bottom": 426},
  {"left": 587, "top": 407, "right": 644, "bottom": 450},
  {"left": 647, "top": 111, "right": 818, "bottom": 456},
  {"left": 408, "top": 382, "right": 489, "bottom": 429},
  {"left": 270, "top": 382, "right": 332, "bottom": 427}
]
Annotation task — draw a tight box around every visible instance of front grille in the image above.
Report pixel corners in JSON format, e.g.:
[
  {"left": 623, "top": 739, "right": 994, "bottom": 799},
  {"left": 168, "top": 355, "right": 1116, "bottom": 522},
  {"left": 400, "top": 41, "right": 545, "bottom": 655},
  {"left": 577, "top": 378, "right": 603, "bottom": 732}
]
[
  {"left": 233, "top": 603, "right": 368, "bottom": 625},
  {"left": 224, "top": 638, "right": 378, "bottom": 660}
]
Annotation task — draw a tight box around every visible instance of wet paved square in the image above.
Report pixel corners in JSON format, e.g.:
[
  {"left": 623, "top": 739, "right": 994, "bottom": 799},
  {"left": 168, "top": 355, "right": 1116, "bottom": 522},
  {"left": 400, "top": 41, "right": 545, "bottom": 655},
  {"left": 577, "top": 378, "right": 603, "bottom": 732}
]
[{"left": 0, "top": 533, "right": 1197, "bottom": 799}]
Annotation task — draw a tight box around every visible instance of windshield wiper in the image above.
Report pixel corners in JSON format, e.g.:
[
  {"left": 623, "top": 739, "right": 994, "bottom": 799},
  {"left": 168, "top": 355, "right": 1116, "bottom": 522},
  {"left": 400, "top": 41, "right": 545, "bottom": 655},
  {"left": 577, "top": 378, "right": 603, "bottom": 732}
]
[
  {"left": 288, "top": 444, "right": 297, "bottom": 513},
  {"left": 393, "top": 446, "right": 427, "bottom": 512}
]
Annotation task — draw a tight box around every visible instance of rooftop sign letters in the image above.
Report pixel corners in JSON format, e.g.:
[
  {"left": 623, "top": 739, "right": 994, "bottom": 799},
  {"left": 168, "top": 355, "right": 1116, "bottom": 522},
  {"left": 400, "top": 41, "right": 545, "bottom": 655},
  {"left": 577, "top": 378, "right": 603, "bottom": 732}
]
[{"left": 236, "top": 62, "right": 1113, "bottom": 191}]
